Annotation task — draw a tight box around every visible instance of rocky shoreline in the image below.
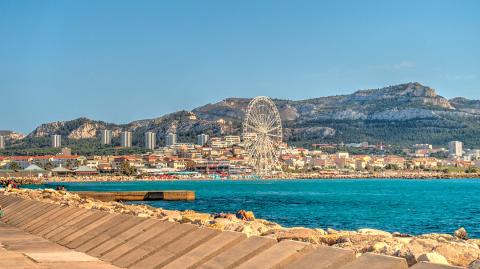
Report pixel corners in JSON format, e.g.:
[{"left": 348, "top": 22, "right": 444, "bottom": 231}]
[
  {"left": 2, "top": 187, "right": 480, "bottom": 268},
  {"left": 2, "top": 171, "right": 480, "bottom": 186}
]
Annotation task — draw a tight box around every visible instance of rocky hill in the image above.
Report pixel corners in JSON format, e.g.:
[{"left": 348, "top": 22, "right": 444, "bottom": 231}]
[
  {"left": 5, "top": 82, "right": 480, "bottom": 149},
  {"left": 0, "top": 131, "right": 25, "bottom": 141}
]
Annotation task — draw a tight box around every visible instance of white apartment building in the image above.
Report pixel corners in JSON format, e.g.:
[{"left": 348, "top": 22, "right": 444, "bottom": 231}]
[
  {"left": 145, "top": 131, "right": 156, "bottom": 150},
  {"left": 196, "top": 134, "right": 209, "bottom": 146},
  {"left": 448, "top": 141, "right": 463, "bottom": 157},
  {"left": 52, "top": 135, "right": 61, "bottom": 148},
  {"left": 101, "top": 129, "right": 112, "bottom": 145},
  {"left": 0, "top": 136, "right": 5, "bottom": 149},
  {"left": 165, "top": 133, "right": 177, "bottom": 146},
  {"left": 120, "top": 131, "right": 132, "bottom": 147}
]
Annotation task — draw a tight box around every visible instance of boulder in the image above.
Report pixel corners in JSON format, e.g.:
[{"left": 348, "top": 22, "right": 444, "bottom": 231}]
[
  {"left": 236, "top": 210, "right": 255, "bottom": 221},
  {"left": 454, "top": 227, "right": 469, "bottom": 240},
  {"left": 370, "top": 242, "right": 389, "bottom": 252},
  {"left": 469, "top": 260, "right": 480, "bottom": 269},
  {"left": 417, "top": 252, "right": 449, "bottom": 265},
  {"left": 358, "top": 228, "right": 392, "bottom": 238},
  {"left": 213, "top": 213, "right": 237, "bottom": 220},
  {"left": 261, "top": 228, "right": 329, "bottom": 244},
  {"left": 435, "top": 242, "right": 480, "bottom": 267}
]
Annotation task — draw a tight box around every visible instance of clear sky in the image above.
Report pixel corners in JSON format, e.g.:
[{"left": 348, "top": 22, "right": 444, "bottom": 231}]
[{"left": 1, "top": 0, "right": 479, "bottom": 133}]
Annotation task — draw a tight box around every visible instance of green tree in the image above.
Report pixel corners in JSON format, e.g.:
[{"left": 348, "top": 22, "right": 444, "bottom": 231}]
[
  {"left": 465, "top": 167, "right": 478, "bottom": 173},
  {"left": 120, "top": 161, "right": 137, "bottom": 176},
  {"left": 8, "top": 162, "right": 20, "bottom": 171}
]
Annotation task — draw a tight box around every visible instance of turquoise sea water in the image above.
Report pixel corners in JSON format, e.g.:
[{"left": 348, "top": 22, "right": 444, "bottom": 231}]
[{"left": 28, "top": 179, "right": 480, "bottom": 237}]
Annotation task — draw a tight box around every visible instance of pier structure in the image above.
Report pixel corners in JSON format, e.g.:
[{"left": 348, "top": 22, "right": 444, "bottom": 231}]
[
  {"left": 72, "top": 190, "right": 195, "bottom": 202},
  {"left": 0, "top": 194, "right": 465, "bottom": 269}
]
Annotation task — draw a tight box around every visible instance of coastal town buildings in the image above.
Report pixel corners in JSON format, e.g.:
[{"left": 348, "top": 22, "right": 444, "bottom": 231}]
[
  {"left": 1, "top": 136, "right": 479, "bottom": 179},
  {"left": 101, "top": 129, "right": 112, "bottom": 145},
  {"left": 120, "top": 131, "right": 132, "bottom": 148},
  {"left": 51, "top": 135, "right": 61, "bottom": 148},
  {"left": 145, "top": 132, "right": 156, "bottom": 150}
]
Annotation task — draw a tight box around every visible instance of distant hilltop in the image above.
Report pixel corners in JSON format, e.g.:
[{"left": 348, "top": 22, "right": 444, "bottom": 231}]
[{"left": 3, "top": 82, "right": 480, "bottom": 148}]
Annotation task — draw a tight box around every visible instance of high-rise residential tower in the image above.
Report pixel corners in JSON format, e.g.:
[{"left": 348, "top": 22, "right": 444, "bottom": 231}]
[
  {"left": 52, "top": 135, "right": 61, "bottom": 148},
  {"left": 0, "top": 136, "right": 5, "bottom": 149},
  {"left": 120, "top": 131, "right": 132, "bottom": 147},
  {"left": 448, "top": 141, "right": 463, "bottom": 157},
  {"left": 196, "top": 134, "right": 209, "bottom": 146},
  {"left": 165, "top": 133, "right": 177, "bottom": 146},
  {"left": 101, "top": 129, "right": 112, "bottom": 145},
  {"left": 145, "top": 131, "right": 156, "bottom": 150}
]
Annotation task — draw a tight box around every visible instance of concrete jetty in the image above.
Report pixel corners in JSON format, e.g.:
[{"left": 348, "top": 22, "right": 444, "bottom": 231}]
[
  {"left": 0, "top": 194, "right": 466, "bottom": 269},
  {"left": 72, "top": 190, "right": 195, "bottom": 201}
]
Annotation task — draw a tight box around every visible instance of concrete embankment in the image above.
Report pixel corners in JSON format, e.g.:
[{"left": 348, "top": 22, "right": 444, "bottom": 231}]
[
  {"left": 73, "top": 190, "right": 195, "bottom": 201},
  {"left": 2, "top": 188, "right": 480, "bottom": 268},
  {"left": 0, "top": 192, "right": 466, "bottom": 269}
]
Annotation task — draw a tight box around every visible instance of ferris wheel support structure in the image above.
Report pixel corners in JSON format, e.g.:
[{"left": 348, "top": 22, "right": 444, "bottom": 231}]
[{"left": 242, "top": 96, "right": 283, "bottom": 175}]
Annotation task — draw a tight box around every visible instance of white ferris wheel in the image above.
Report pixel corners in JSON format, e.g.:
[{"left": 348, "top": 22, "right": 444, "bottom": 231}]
[{"left": 243, "top": 96, "right": 283, "bottom": 175}]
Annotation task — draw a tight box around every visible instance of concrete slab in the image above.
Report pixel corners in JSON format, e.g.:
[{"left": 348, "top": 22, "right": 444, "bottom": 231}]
[
  {"left": 17, "top": 204, "right": 60, "bottom": 228},
  {"left": 1, "top": 200, "right": 36, "bottom": 223},
  {"left": 58, "top": 213, "right": 118, "bottom": 245},
  {"left": 6, "top": 201, "right": 39, "bottom": 225},
  {"left": 235, "top": 240, "right": 313, "bottom": 269},
  {"left": 39, "top": 262, "right": 120, "bottom": 269},
  {"left": 108, "top": 221, "right": 184, "bottom": 266},
  {"left": 4, "top": 241, "right": 69, "bottom": 253},
  {"left": 33, "top": 207, "right": 87, "bottom": 235},
  {"left": 284, "top": 245, "right": 356, "bottom": 269},
  {"left": 25, "top": 206, "right": 74, "bottom": 232},
  {"left": 0, "top": 195, "right": 22, "bottom": 207},
  {"left": 129, "top": 226, "right": 220, "bottom": 269},
  {"left": 161, "top": 231, "right": 246, "bottom": 269},
  {"left": 25, "top": 251, "right": 100, "bottom": 262},
  {"left": 338, "top": 253, "right": 408, "bottom": 269},
  {"left": 0, "top": 249, "right": 42, "bottom": 269},
  {"left": 46, "top": 211, "right": 101, "bottom": 241},
  {"left": 410, "top": 262, "right": 465, "bottom": 269},
  {"left": 0, "top": 220, "right": 122, "bottom": 269},
  {"left": 8, "top": 202, "right": 46, "bottom": 225},
  {"left": 1, "top": 200, "right": 32, "bottom": 220},
  {"left": 75, "top": 215, "right": 144, "bottom": 253},
  {"left": 198, "top": 236, "right": 277, "bottom": 269},
  {"left": 21, "top": 204, "right": 65, "bottom": 230},
  {"left": 88, "top": 218, "right": 159, "bottom": 258},
  {"left": 66, "top": 214, "right": 127, "bottom": 249}
]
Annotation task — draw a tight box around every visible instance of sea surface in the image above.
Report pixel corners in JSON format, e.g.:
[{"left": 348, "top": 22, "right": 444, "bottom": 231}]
[{"left": 28, "top": 179, "right": 480, "bottom": 237}]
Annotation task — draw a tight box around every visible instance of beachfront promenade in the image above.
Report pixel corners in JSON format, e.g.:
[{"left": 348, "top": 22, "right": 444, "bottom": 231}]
[{"left": 0, "top": 194, "right": 464, "bottom": 269}]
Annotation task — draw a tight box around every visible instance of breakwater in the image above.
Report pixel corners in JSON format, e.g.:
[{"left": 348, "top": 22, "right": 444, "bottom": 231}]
[
  {"left": 73, "top": 190, "right": 195, "bottom": 201},
  {"left": 2, "top": 187, "right": 480, "bottom": 267}
]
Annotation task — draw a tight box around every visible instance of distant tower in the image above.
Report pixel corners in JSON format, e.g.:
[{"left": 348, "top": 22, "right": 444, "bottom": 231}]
[
  {"left": 165, "top": 133, "right": 177, "bottom": 146},
  {"left": 120, "top": 131, "right": 132, "bottom": 147},
  {"left": 0, "top": 135, "right": 5, "bottom": 149},
  {"left": 448, "top": 141, "right": 463, "bottom": 157},
  {"left": 52, "top": 135, "right": 61, "bottom": 148},
  {"left": 145, "top": 132, "right": 156, "bottom": 150},
  {"left": 196, "top": 134, "right": 209, "bottom": 146},
  {"left": 101, "top": 129, "right": 112, "bottom": 145}
]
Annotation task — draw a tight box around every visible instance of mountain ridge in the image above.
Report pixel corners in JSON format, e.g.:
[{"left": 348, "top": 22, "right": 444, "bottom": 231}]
[{"left": 3, "top": 82, "right": 480, "bottom": 149}]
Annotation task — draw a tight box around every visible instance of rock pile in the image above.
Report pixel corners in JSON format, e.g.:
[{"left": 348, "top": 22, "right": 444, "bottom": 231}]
[{"left": 2, "top": 187, "right": 479, "bottom": 267}]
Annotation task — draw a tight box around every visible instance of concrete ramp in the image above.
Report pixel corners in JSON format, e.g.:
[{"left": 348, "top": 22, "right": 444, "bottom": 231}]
[{"left": 0, "top": 193, "right": 466, "bottom": 269}]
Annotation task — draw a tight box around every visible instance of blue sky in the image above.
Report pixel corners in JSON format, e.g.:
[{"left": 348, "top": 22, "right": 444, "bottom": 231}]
[{"left": 1, "top": 0, "right": 479, "bottom": 133}]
